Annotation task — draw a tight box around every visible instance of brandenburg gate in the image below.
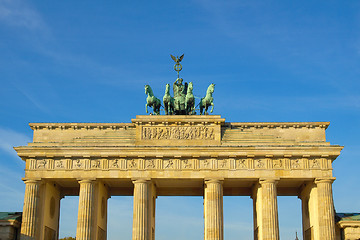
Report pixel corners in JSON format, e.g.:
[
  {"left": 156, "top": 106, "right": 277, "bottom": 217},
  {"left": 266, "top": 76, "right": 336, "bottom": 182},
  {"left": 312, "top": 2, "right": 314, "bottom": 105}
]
[{"left": 15, "top": 115, "right": 342, "bottom": 240}]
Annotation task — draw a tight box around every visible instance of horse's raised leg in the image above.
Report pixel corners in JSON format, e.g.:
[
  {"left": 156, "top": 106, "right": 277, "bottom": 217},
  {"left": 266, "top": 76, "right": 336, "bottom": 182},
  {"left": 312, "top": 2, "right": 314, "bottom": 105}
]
[
  {"left": 210, "top": 102, "right": 214, "bottom": 113},
  {"left": 145, "top": 103, "right": 148, "bottom": 113}
]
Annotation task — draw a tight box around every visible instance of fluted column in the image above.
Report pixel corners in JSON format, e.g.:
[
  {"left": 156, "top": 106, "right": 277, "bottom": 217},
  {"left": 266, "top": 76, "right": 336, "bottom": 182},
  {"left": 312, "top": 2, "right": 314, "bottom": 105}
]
[
  {"left": 204, "top": 179, "right": 223, "bottom": 240},
  {"left": 132, "top": 179, "right": 151, "bottom": 240},
  {"left": 20, "top": 179, "right": 40, "bottom": 240},
  {"left": 260, "top": 179, "right": 279, "bottom": 240},
  {"left": 76, "top": 179, "right": 95, "bottom": 240},
  {"left": 315, "top": 178, "right": 336, "bottom": 240}
]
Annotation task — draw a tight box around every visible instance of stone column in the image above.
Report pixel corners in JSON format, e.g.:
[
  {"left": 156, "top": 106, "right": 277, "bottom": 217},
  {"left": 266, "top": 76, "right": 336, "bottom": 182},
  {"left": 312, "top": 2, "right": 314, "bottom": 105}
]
[
  {"left": 132, "top": 179, "right": 151, "bottom": 240},
  {"left": 20, "top": 179, "right": 41, "bottom": 240},
  {"left": 315, "top": 178, "right": 336, "bottom": 240},
  {"left": 204, "top": 179, "right": 223, "bottom": 240},
  {"left": 76, "top": 179, "right": 95, "bottom": 240},
  {"left": 260, "top": 179, "right": 279, "bottom": 240}
]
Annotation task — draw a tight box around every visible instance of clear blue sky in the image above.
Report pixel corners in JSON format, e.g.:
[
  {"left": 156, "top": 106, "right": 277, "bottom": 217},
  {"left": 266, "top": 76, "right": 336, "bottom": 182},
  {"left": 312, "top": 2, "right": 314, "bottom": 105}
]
[{"left": 0, "top": 0, "right": 359, "bottom": 239}]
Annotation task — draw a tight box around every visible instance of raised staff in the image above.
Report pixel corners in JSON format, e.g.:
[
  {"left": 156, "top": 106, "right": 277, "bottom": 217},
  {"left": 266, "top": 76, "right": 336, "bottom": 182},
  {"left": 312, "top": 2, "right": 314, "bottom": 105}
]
[{"left": 170, "top": 54, "right": 184, "bottom": 78}]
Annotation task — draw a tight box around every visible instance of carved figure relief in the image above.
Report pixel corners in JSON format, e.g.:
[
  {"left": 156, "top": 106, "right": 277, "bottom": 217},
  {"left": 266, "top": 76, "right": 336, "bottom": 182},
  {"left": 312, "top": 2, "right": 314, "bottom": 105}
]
[
  {"left": 110, "top": 159, "right": 119, "bottom": 168},
  {"left": 73, "top": 159, "right": 83, "bottom": 169},
  {"left": 273, "top": 159, "right": 283, "bottom": 168},
  {"left": 310, "top": 159, "right": 320, "bottom": 168},
  {"left": 164, "top": 160, "right": 174, "bottom": 169},
  {"left": 37, "top": 159, "right": 47, "bottom": 169},
  {"left": 55, "top": 160, "right": 64, "bottom": 169},
  {"left": 142, "top": 126, "right": 215, "bottom": 140},
  {"left": 255, "top": 159, "right": 265, "bottom": 168},
  {"left": 291, "top": 159, "right": 300, "bottom": 169},
  {"left": 237, "top": 159, "right": 247, "bottom": 169},
  {"left": 199, "top": 159, "right": 211, "bottom": 169},
  {"left": 146, "top": 159, "right": 156, "bottom": 169},
  {"left": 92, "top": 160, "right": 101, "bottom": 169},
  {"left": 128, "top": 160, "right": 137, "bottom": 169},
  {"left": 182, "top": 159, "right": 192, "bottom": 169},
  {"left": 218, "top": 159, "right": 228, "bottom": 169}
]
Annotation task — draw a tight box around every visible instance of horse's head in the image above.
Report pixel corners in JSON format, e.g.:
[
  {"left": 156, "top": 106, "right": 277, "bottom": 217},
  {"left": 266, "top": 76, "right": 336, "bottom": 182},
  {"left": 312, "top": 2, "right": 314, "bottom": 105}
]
[
  {"left": 165, "top": 83, "right": 170, "bottom": 93},
  {"left": 145, "top": 85, "right": 149, "bottom": 94},
  {"left": 188, "top": 82, "right": 193, "bottom": 90},
  {"left": 207, "top": 83, "right": 215, "bottom": 94}
]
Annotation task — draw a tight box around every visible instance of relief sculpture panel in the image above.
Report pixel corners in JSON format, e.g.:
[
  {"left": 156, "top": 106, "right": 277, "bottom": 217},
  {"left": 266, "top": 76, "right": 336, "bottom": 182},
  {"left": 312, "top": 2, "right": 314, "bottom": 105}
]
[{"left": 142, "top": 126, "right": 215, "bottom": 140}]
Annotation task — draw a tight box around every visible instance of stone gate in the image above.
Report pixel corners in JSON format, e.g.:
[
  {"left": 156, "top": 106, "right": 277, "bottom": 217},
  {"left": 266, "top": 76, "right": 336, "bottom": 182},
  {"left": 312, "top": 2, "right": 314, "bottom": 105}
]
[{"left": 15, "top": 115, "right": 343, "bottom": 240}]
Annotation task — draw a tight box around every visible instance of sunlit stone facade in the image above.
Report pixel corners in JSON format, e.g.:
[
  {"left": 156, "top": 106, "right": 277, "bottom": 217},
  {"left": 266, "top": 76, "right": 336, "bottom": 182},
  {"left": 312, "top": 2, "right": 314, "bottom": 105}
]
[{"left": 15, "top": 115, "right": 344, "bottom": 240}]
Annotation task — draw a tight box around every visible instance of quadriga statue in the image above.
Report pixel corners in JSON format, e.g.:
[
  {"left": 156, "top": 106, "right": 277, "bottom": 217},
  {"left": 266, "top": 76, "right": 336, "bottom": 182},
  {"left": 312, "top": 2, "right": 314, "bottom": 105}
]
[{"left": 144, "top": 54, "right": 215, "bottom": 115}]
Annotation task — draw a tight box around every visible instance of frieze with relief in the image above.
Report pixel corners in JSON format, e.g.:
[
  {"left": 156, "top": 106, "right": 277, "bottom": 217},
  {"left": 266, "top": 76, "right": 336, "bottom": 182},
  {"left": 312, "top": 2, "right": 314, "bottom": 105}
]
[
  {"left": 142, "top": 126, "right": 215, "bottom": 140},
  {"left": 29, "top": 157, "right": 327, "bottom": 171}
]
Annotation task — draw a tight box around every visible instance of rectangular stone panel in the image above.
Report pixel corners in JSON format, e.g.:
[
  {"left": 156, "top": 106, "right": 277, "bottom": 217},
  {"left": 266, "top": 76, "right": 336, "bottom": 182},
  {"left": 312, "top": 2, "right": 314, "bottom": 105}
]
[{"left": 132, "top": 115, "right": 224, "bottom": 146}]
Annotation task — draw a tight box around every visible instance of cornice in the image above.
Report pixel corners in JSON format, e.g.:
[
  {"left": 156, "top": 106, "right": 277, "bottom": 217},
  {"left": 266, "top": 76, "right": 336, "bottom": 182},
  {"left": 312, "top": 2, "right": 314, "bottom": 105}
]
[
  {"left": 14, "top": 145, "right": 343, "bottom": 159},
  {"left": 29, "top": 122, "right": 134, "bottom": 130},
  {"left": 224, "top": 122, "right": 330, "bottom": 129}
]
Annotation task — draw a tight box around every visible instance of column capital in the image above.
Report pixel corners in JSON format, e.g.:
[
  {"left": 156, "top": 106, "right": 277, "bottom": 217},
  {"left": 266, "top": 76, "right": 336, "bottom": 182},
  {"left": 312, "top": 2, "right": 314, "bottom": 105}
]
[
  {"left": 259, "top": 178, "right": 280, "bottom": 184},
  {"left": 132, "top": 178, "right": 151, "bottom": 184},
  {"left": 77, "top": 178, "right": 96, "bottom": 184},
  {"left": 315, "top": 178, "right": 336, "bottom": 184},
  {"left": 22, "top": 178, "right": 41, "bottom": 184},
  {"left": 204, "top": 178, "right": 224, "bottom": 184}
]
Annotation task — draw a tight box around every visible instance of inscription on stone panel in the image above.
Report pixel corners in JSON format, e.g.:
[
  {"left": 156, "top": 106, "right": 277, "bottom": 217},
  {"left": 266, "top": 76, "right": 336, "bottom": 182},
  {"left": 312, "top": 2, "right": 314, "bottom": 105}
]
[{"left": 142, "top": 126, "right": 215, "bottom": 140}]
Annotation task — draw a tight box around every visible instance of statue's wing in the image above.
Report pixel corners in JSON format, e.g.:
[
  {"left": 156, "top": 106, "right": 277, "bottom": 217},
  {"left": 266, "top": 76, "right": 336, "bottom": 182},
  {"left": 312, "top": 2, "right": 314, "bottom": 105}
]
[
  {"left": 170, "top": 54, "right": 177, "bottom": 62},
  {"left": 179, "top": 54, "right": 184, "bottom": 62}
]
